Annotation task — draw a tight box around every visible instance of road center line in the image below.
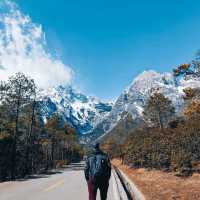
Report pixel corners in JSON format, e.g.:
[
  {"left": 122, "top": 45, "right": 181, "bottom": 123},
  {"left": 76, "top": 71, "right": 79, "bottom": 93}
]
[{"left": 44, "top": 179, "right": 65, "bottom": 192}]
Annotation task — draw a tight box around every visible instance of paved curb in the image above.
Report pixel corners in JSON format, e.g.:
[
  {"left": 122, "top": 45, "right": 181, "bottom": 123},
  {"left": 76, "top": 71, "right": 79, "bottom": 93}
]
[
  {"left": 116, "top": 168, "right": 146, "bottom": 200},
  {"left": 112, "top": 170, "right": 129, "bottom": 200}
]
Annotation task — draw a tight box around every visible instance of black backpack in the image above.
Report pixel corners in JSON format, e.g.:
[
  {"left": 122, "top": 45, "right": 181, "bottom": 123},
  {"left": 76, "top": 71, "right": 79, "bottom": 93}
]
[{"left": 92, "top": 154, "right": 110, "bottom": 180}]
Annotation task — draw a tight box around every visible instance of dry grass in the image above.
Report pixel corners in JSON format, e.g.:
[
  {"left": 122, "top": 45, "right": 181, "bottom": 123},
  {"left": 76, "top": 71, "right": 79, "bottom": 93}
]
[{"left": 112, "top": 159, "right": 200, "bottom": 200}]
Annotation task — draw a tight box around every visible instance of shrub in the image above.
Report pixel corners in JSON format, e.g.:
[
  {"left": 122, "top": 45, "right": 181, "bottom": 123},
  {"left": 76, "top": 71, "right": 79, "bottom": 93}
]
[{"left": 171, "top": 151, "right": 192, "bottom": 176}]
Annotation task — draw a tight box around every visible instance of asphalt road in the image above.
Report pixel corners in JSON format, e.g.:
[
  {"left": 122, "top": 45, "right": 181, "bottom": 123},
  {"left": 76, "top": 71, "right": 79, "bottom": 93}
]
[{"left": 0, "top": 163, "right": 120, "bottom": 200}]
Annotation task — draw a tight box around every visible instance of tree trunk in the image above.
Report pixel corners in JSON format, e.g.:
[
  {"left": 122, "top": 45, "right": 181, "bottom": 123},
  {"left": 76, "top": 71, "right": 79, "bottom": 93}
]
[
  {"left": 157, "top": 110, "right": 163, "bottom": 131},
  {"left": 11, "top": 84, "right": 21, "bottom": 180},
  {"left": 51, "top": 139, "right": 55, "bottom": 168},
  {"left": 29, "top": 99, "right": 36, "bottom": 174}
]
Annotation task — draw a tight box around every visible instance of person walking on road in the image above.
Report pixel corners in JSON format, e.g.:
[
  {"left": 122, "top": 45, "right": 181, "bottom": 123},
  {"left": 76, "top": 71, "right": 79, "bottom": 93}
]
[{"left": 84, "top": 143, "right": 111, "bottom": 200}]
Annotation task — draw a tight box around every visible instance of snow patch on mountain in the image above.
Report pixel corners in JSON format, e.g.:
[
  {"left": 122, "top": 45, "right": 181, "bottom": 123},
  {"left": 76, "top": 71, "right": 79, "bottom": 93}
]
[
  {"left": 37, "top": 69, "right": 200, "bottom": 140},
  {"left": 90, "top": 70, "right": 200, "bottom": 138},
  {"left": 38, "top": 86, "right": 112, "bottom": 134}
]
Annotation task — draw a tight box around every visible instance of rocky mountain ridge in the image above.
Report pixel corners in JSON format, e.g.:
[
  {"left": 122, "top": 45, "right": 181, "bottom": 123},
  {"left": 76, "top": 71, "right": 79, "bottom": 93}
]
[{"left": 38, "top": 70, "right": 200, "bottom": 141}]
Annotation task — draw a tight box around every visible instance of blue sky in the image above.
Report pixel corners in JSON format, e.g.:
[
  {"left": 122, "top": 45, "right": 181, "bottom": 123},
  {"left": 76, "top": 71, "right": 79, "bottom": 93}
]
[{"left": 13, "top": 0, "right": 200, "bottom": 100}]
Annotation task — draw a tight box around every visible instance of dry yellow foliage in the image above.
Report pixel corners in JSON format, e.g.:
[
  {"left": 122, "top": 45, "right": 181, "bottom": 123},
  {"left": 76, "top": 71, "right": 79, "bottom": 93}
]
[{"left": 184, "top": 100, "right": 200, "bottom": 117}]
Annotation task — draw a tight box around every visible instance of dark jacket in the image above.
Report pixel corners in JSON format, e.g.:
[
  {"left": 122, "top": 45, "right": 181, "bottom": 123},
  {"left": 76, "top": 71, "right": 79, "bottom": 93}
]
[{"left": 84, "top": 149, "right": 111, "bottom": 182}]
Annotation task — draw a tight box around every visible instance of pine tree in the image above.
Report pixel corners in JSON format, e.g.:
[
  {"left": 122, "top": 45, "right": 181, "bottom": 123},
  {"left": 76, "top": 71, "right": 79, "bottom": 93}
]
[
  {"left": 0, "top": 72, "right": 36, "bottom": 179},
  {"left": 45, "top": 113, "right": 82, "bottom": 167},
  {"left": 173, "top": 63, "right": 191, "bottom": 77},
  {"left": 45, "top": 113, "right": 63, "bottom": 168},
  {"left": 143, "top": 92, "right": 175, "bottom": 130},
  {"left": 183, "top": 87, "right": 200, "bottom": 118}
]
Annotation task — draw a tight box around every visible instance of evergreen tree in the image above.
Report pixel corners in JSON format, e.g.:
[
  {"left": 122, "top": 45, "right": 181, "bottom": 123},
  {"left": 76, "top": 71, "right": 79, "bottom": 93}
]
[
  {"left": 0, "top": 73, "right": 83, "bottom": 181},
  {"left": 45, "top": 113, "right": 82, "bottom": 167},
  {"left": 173, "top": 63, "right": 192, "bottom": 77},
  {"left": 183, "top": 87, "right": 200, "bottom": 118},
  {"left": 143, "top": 92, "right": 175, "bottom": 130},
  {"left": 0, "top": 72, "right": 36, "bottom": 179}
]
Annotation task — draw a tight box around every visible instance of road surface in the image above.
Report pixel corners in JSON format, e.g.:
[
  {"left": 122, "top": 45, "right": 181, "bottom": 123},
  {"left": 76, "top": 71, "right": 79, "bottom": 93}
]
[{"left": 0, "top": 163, "right": 121, "bottom": 200}]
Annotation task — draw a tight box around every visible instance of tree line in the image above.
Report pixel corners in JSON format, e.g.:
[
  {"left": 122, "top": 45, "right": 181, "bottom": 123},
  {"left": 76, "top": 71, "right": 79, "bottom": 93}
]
[
  {"left": 102, "top": 55, "right": 200, "bottom": 176},
  {"left": 0, "top": 73, "right": 83, "bottom": 181}
]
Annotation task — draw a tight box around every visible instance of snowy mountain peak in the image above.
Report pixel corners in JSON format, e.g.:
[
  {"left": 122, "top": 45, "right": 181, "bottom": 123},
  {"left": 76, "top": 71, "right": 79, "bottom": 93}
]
[
  {"left": 132, "top": 70, "right": 160, "bottom": 83},
  {"left": 129, "top": 70, "right": 175, "bottom": 94},
  {"left": 38, "top": 69, "right": 200, "bottom": 141},
  {"left": 39, "top": 85, "right": 112, "bottom": 134},
  {"left": 89, "top": 70, "right": 200, "bottom": 140}
]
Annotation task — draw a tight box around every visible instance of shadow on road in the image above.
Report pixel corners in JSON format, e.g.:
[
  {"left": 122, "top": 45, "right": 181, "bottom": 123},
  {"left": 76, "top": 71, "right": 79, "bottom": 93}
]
[
  {"left": 17, "top": 171, "right": 63, "bottom": 182},
  {"left": 15, "top": 162, "right": 85, "bottom": 182},
  {"left": 64, "top": 162, "right": 85, "bottom": 171}
]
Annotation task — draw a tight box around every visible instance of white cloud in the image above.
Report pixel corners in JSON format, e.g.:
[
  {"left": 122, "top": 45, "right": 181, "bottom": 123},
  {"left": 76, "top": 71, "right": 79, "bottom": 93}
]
[{"left": 0, "top": 1, "right": 73, "bottom": 88}]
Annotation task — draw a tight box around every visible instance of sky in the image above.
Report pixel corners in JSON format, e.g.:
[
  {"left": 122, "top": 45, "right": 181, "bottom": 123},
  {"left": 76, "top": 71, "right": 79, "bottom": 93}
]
[{"left": 1, "top": 0, "right": 200, "bottom": 100}]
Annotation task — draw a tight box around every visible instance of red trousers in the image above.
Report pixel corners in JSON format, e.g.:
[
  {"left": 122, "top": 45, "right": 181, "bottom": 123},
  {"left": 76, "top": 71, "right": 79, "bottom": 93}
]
[{"left": 88, "top": 177, "right": 109, "bottom": 200}]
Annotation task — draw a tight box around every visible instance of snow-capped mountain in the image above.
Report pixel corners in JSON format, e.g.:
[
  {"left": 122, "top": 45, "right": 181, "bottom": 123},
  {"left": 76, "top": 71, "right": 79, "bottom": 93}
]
[
  {"left": 37, "top": 70, "right": 200, "bottom": 140},
  {"left": 90, "top": 70, "right": 200, "bottom": 139},
  {"left": 38, "top": 86, "right": 112, "bottom": 135}
]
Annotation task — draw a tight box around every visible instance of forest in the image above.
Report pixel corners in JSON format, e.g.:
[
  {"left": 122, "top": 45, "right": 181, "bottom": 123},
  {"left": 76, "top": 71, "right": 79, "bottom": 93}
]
[
  {"left": 102, "top": 60, "right": 200, "bottom": 177},
  {"left": 0, "top": 73, "right": 83, "bottom": 181}
]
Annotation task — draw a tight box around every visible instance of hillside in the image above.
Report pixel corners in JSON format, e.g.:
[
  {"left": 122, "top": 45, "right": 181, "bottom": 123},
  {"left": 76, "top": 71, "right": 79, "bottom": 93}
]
[{"left": 90, "top": 70, "right": 200, "bottom": 141}]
